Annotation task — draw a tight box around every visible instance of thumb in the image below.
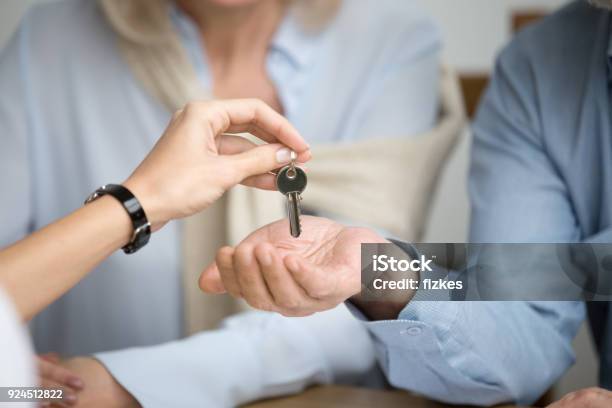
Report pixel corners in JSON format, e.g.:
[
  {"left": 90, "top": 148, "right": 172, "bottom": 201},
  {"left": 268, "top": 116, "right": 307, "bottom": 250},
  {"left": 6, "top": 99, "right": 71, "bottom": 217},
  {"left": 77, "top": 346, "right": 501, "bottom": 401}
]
[
  {"left": 199, "top": 263, "right": 227, "bottom": 294},
  {"left": 229, "top": 144, "right": 293, "bottom": 180}
]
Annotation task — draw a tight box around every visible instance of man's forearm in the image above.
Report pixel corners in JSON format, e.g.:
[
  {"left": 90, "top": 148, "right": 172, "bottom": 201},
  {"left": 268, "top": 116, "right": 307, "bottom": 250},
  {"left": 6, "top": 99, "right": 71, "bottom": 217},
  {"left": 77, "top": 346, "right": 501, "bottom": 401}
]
[
  {"left": 350, "top": 240, "right": 419, "bottom": 320},
  {"left": 348, "top": 298, "right": 408, "bottom": 320}
]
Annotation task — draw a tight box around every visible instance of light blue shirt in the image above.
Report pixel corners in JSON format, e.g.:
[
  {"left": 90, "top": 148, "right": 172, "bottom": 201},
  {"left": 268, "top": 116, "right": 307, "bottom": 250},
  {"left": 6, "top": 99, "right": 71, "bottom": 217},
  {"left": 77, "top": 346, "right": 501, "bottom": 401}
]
[{"left": 0, "top": 0, "right": 446, "bottom": 406}]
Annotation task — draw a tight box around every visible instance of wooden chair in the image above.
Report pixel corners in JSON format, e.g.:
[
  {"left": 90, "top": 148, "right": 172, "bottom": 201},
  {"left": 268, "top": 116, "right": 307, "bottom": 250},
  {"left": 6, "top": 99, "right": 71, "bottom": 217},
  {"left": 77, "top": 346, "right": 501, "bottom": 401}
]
[{"left": 459, "top": 74, "right": 489, "bottom": 119}]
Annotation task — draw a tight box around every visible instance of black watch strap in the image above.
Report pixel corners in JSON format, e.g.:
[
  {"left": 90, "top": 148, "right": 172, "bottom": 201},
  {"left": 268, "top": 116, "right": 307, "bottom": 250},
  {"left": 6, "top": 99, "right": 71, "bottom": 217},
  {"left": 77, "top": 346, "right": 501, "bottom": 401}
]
[{"left": 84, "top": 184, "right": 151, "bottom": 254}]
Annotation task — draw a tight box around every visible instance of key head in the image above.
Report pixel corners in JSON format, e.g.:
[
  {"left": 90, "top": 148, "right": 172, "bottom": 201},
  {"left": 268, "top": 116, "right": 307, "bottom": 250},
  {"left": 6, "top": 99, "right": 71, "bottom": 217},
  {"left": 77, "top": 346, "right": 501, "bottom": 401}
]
[{"left": 276, "top": 165, "right": 307, "bottom": 195}]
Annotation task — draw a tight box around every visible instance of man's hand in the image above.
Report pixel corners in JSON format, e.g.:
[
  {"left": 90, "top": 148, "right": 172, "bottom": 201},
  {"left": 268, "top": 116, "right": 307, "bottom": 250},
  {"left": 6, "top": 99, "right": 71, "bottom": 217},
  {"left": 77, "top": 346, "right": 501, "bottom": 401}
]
[
  {"left": 548, "top": 387, "right": 612, "bottom": 408},
  {"left": 200, "top": 216, "right": 388, "bottom": 316}
]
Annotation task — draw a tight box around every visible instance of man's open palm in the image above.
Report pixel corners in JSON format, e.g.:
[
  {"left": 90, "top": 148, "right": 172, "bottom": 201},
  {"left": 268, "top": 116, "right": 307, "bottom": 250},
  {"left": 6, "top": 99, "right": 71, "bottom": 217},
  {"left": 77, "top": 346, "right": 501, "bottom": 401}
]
[{"left": 200, "top": 216, "right": 387, "bottom": 316}]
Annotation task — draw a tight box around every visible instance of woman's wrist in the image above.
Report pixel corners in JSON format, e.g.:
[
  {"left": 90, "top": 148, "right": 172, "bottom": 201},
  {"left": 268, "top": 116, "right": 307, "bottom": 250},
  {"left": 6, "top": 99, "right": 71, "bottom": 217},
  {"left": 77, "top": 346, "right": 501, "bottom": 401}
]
[
  {"left": 91, "top": 196, "right": 135, "bottom": 248},
  {"left": 85, "top": 184, "right": 154, "bottom": 253},
  {"left": 122, "top": 178, "right": 165, "bottom": 229}
]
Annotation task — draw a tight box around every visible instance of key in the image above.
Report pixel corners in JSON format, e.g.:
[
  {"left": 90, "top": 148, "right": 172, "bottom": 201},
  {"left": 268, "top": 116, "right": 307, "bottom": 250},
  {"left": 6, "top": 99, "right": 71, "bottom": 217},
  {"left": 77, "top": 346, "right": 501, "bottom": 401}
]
[{"left": 276, "top": 155, "right": 307, "bottom": 238}]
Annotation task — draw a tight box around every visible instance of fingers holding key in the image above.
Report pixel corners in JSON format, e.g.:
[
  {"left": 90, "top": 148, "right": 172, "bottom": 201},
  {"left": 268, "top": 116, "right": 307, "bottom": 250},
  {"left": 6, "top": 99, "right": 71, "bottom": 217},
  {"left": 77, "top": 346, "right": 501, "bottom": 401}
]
[
  {"left": 219, "top": 99, "right": 310, "bottom": 160},
  {"left": 124, "top": 98, "right": 311, "bottom": 226},
  {"left": 215, "top": 135, "right": 284, "bottom": 190},
  {"left": 225, "top": 143, "right": 294, "bottom": 184},
  {"left": 196, "top": 98, "right": 310, "bottom": 162},
  {"left": 241, "top": 173, "right": 277, "bottom": 190}
]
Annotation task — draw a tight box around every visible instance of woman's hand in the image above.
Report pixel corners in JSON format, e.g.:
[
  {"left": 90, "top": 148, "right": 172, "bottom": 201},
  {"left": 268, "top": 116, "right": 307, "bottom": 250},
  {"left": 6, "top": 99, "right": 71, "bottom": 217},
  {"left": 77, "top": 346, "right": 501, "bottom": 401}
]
[
  {"left": 38, "top": 356, "right": 138, "bottom": 408},
  {"left": 37, "top": 354, "right": 83, "bottom": 406},
  {"left": 199, "top": 216, "right": 388, "bottom": 316},
  {"left": 123, "top": 98, "right": 311, "bottom": 230}
]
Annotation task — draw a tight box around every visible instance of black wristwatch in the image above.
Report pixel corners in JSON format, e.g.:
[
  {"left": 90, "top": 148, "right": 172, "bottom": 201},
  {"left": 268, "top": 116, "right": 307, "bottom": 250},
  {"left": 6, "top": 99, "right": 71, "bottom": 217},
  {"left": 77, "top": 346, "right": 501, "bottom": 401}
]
[{"left": 84, "top": 184, "right": 151, "bottom": 254}]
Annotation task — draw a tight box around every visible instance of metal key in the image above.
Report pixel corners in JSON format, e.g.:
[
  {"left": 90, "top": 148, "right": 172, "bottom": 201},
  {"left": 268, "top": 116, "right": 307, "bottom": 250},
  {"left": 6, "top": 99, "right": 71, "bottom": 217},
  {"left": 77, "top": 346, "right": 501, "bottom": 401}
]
[{"left": 276, "top": 155, "right": 307, "bottom": 238}]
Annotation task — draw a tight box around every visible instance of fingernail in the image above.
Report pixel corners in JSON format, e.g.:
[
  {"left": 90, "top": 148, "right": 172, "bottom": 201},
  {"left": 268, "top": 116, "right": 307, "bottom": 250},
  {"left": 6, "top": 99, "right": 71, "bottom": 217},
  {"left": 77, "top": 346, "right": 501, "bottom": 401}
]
[
  {"left": 67, "top": 377, "right": 84, "bottom": 389},
  {"left": 276, "top": 148, "right": 292, "bottom": 163}
]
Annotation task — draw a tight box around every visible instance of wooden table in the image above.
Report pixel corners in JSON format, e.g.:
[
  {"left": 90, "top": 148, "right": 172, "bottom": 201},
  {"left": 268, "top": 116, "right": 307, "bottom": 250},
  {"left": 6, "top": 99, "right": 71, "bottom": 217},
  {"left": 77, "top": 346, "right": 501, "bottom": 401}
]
[{"left": 245, "top": 386, "right": 527, "bottom": 408}]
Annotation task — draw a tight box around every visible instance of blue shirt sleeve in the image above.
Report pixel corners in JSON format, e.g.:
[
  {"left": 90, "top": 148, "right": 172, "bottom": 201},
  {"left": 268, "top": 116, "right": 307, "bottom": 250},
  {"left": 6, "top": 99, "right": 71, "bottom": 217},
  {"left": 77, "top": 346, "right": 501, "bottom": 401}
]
[
  {"left": 351, "top": 39, "right": 586, "bottom": 406},
  {"left": 0, "top": 18, "right": 34, "bottom": 247}
]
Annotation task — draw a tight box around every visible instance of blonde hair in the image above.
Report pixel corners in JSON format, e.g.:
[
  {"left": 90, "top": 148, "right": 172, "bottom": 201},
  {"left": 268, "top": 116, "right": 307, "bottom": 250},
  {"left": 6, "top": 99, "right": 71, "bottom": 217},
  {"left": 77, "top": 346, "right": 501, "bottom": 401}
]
[{"left": 99, "top": 0, "right": 341, "bottom": 109}]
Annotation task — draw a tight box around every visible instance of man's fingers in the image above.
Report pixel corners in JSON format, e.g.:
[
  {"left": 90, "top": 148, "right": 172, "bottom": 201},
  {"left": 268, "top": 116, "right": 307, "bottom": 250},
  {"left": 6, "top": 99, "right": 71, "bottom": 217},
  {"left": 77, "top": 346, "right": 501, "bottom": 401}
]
[
  {"left": 284, "top": 255, "right": 334, "bottom": 300},
  {"left": 38, "top": 358, "right": 84, "bottom": 390},
  {"left": 199, "top": 263, "right": 227, "bottom": 294},
  {"left": 216, "top": 246, "right": 242, "bottom": 298},
  {"left": 234, "top": 244, "right": 275, "bottom": 310},
  {"left": 256, "top": 243, "right": 314, "bottom": 315}
]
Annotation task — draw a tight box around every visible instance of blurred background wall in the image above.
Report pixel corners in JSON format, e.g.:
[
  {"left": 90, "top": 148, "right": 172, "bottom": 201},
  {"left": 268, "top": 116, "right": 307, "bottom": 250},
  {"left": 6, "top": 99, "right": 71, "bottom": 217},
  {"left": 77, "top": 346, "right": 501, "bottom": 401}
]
[{"left": 0, "top": 0, "right": 597, "bottom": 399}]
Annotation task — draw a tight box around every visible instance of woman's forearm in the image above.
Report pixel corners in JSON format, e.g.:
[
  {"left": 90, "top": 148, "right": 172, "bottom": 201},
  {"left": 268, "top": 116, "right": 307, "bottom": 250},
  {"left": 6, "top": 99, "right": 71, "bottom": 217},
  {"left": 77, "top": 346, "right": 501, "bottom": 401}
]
[{"left": 0, "top": 196, "right": 132, "bottom": 320}]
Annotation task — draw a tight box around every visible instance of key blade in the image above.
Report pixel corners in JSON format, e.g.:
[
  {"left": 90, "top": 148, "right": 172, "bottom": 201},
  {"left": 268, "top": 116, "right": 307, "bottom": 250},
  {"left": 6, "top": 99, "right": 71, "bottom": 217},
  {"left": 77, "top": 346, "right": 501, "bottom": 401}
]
[{"left": 286, "top": 192, "right": 302, "bottom": 238}]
